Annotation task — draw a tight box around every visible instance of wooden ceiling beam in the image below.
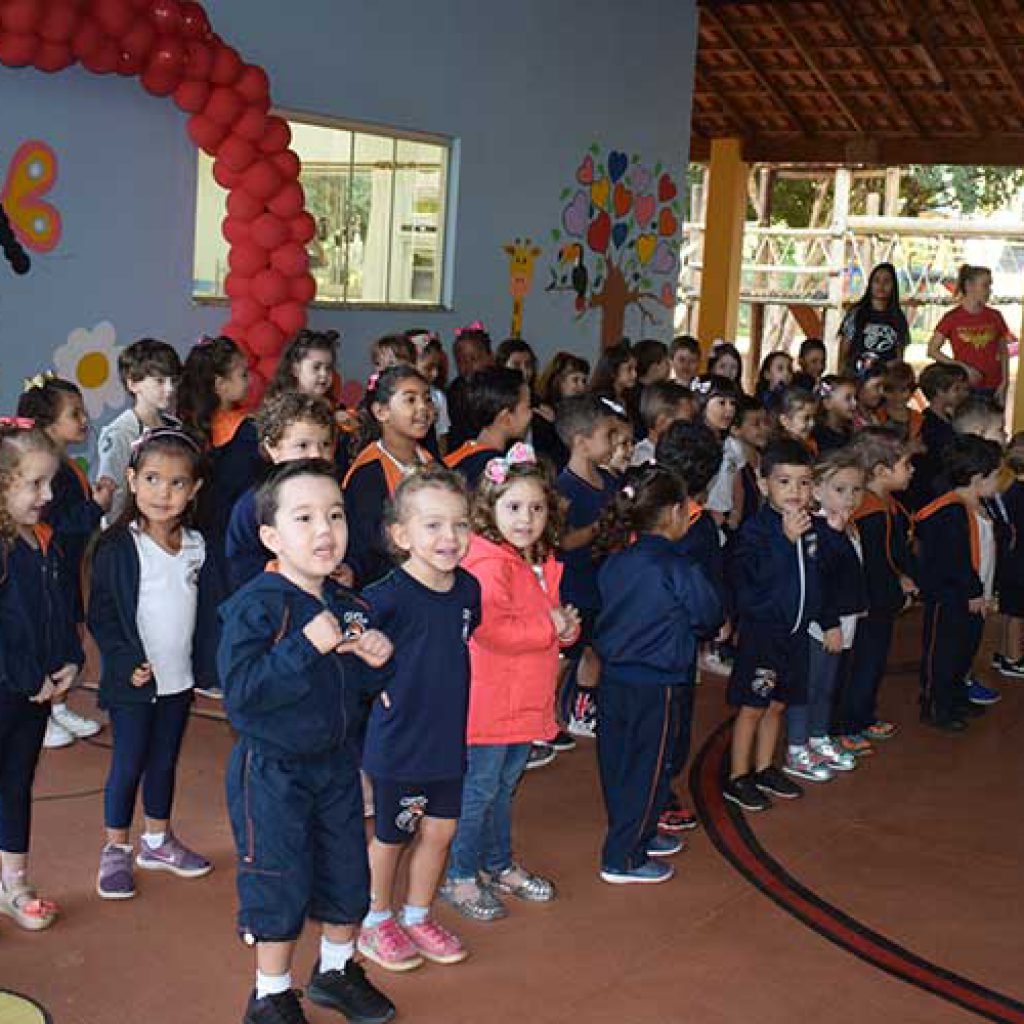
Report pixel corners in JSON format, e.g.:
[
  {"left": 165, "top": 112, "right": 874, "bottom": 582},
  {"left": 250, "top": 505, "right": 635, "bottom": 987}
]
[
  {"left": 820, "top": 0, "right": 927, "bottom": 135},
  {"left": 693, "top": 70, "right": 757, "bottom": 143},
  {"left": 961, "top": 0, "right": 1024, "bottom": 113},
  {"left": 765, "top": 3, "right": 864, "bottom": 134},
  {"left": 698, "top": 5, "right": 813, "bottom": 137}
]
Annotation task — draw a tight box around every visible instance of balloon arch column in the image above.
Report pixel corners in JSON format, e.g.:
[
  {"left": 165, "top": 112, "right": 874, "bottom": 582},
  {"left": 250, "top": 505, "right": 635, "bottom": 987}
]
[{"left": 0, "top": 0, "right": 315, "bottom": 404}]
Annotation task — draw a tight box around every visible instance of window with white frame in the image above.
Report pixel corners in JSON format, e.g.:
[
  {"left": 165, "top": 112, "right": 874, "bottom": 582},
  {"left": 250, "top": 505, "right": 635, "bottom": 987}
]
[{"left": 192, "top": 114, "right": 452, "bottom": 307}]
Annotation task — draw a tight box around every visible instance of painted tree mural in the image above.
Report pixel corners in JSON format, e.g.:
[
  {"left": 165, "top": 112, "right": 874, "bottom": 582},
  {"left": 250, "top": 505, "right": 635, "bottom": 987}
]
[{"left": 547, "top": 144, "right": 682, "bottom": 348}]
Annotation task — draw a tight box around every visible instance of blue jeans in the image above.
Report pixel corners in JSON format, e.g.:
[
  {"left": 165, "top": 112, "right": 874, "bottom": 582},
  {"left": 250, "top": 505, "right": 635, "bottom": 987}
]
[
  {"left": 787, "top": 638, "right": 843, "bottom": 745},
  {"left": 446, "top": 743, "right": 531, "bottom": 881}
]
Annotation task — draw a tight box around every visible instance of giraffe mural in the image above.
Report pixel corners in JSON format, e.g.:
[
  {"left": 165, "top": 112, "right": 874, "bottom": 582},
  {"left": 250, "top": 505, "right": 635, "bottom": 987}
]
[{"left": 502, "top": 238, "right": 543, "bottom": 338}]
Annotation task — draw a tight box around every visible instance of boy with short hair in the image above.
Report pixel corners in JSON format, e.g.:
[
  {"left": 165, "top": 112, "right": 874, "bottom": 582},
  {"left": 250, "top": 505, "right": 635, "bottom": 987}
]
[
  {"left": 631, "top": 381, "right": 693, "bottom": 466},
  {"left": 443, "top": 367, "right": 532, "bottom": 486},
  {"left": 731, "top": 395, "right": 770, "bottom": 526},
  {"left": 219, "top": 459, "right": 396, "bottom": 1024},
  {"left": 669, "top": 335, "right": 701, "bottom": 388},
  {"left": 952, "top": 395, "right": 1007, "bottom": 445},
  {"left": 97, "top": 337, "right": 182, "bottom": 523},
  {"left": 915, "top": 435, "right": 1004, "bottom": 731},
  {"left": 881, "top": 361, "right": 922, "bottom": 442},
  {"left": 908, "top": 362, "right": 970, "bottom": 509},
  {"left": 633, "top": 339, "right": 671, "bottom": 387}
]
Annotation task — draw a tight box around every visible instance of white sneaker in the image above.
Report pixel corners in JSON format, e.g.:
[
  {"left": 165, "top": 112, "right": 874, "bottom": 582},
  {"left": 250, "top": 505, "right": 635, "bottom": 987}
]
[
  {"left": 566, "top": 714, "right": 597, "bottom": 739},
  {"left": 43, "top": 716, "right": 75, "bottom": 749},
  {"left": 51, "top": 703, "right": 102, "bottom": 739},
  {"left": 783, "top": 746, "right": 834, "bottom": 783},
  {"left": 809, "top": 736, "right": 856, "bottom": 772}
]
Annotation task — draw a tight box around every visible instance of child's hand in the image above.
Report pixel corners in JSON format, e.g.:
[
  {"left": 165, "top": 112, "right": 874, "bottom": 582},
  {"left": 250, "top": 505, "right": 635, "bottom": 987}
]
[
  {"left": 93, "top": 476, "right": 117, "bottom": 513},
  {"left": 338, "top": 628, "right": 393, "bottom": 668},
  {"left": 304, "top": 610, "right": 344, "bottom": 654},
  {"left": 988, "top": 597, "right": 999, "bottom": 616},
  {"left": 331, "top": 562, "right": 355, "bottom": 588},
  {"left": 825, "top": 509, "right": 849, "bottom": 532},
  {"left": 968, "top": 596, "right": 987, "bottom": 616},
  {"left": 131, "top": 662, "right": 153, "bottom": 688},
  {"left": 716, "top": 621, "right": 733, "bottom": 643},
  {"left": 550, "top": 604, "right": 580, "bottom": 641},
  {"left": 823, "top": 627, "right": 844, "bottom": 654},
  {"left": 51, "top": 662, "right": 79, "bottom": 698},
  {"left": 782, "top": 508, "right": 812, "bottom": 543},
  {"left": 30, "top": 677, "right": 56, "bottom": 703},
  {"left": 899, "top": 575, "right": 918, "bottom": 597}
]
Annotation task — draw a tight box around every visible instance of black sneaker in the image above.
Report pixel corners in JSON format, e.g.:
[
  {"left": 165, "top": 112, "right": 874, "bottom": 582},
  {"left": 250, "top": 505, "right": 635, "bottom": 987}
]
[
  {"left": 524, "top": 743, "right": 556, "bottom": 770},
  {"left": 308, "top": 960, "right": 395, "bottom": 1024},
  {"left": 723, "top": 774, "right": 772, "bottom": 812},
  {"left": 548, "top": 730, "right": 577, "bottom": 752},
  {"left": 993, "top": 653, "right": 1024, "bottom": 679},
  {"left": 244, "top": 989, "right": 308, "bottom": 1024},
  {"left": 753, "top": 766, "right": 804, "bottom": 800}
]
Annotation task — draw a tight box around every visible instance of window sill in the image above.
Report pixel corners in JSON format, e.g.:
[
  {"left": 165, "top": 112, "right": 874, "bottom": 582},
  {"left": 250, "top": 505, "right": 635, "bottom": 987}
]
[{"left": 192, "top": 296, "right": 453, "bottom": 313}]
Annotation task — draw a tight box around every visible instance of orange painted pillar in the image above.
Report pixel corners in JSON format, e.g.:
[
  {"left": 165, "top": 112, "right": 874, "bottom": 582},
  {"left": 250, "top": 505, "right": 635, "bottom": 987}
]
[{"left": 697, "top": 137, "right": 747, "bottom": 353}]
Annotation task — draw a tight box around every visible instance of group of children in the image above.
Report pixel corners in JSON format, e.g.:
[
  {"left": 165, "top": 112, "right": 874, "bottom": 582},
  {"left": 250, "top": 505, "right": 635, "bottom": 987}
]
[{"left": 0, "top": 294, "right": 1021, "bottom": 1024}]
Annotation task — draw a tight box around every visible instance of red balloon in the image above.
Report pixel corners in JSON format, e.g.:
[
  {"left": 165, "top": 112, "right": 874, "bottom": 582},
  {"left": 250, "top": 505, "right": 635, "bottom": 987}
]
[
  {"left": 204, "top": 84, "right": 243, "bottom": 127},
  {"left": 250, "top": 213, "right": 288, "bottom": 250},
  {"left": 209, "top": 42, "right": 242, "bottom": 85},
  {"left": 173, "top": 78, "right": 209, "bottom": 113},
  {"left": 242, "top": 159, "right": 283, "bottom": 201},
  {"left": 268, "top": 181, "right": 304, "bottom": 219},
  {"left": 272, "top": 150, "right": 301, "bottom": 180},
  {"left": 150, "top": 33, "right": 185, "bottom": 74},
  {"left": 231, "top": 296, "right": 264, "bottom": 328},
  {"left": 244, "top": 367, "right": 267, "bottom": 408},
  {"left": 223, "top": 273, "right": 251, "bottom": 299},
  {"left": 40, "top": 2, "right": 81, "bottom": 43},
  {"left": 183, "top": 38, "right": 213, "bottom": 80},
  {"left": 186, "top": 113, "right": 226, "bottom": 155},
  {"left": 141, "top": 64, "right": 179, "bottom": 95},
  {"left": 290, "top": 211, "right": 316, "bottom": 244},
  {"left": 34, "top": 41, "right": 73, "bottom": 72},
  {"left": 256, "top": 354, "right": 278, "bottom": 378},
  {"left": 121, "top": 18, "right": 156, "bottom": 62},
  {"left": 235, "top": 64, "right": 269, "bottom": 103},
  {"left": 116, "top": 47, "right": 144, "bottom": 75},
  {"left": 80, "top": 39, "right": 119, "bottom": 73},
  {"left": 226, "top": 188, "right": 264, "bottom": 222},
  {"left": 212, "top": 158, "right": 241, "bottom": 190},
  {"left": 258, "top": 115, "right": 291, "bottom": 154},
  {"left": 271, "top": 242, "right": 309, "bottom": 278},
  {"left": 3, "top": 0, "right": 43, "bottom": 34},
  {"left": 233, "top": 105, "right": 266, "bottom": 142},
  {"left": 71, "top": 20, "right": 102, "bottom": 59},
  {"left": 251, "top": 268, "right": 289, "bottom": 307},
  {"left": 179, "top": 1, "right": 211, "bottom": 40},
  {"left": 220, "top": 319, "right": 244, "bottom": 342},
  {"left": 229, "top": 242, "right": 270, "bottom": 277},
  {"left": 221, "top": 216, "right": 252, "bottom": 246},
  {"left": 219, "top": 134, "right": 256, "bottom": 173},
  {"left": 290, "top": 274, "right": 317, "bottom": 304},
  {"left": 94, "top": 0, "right": 134, "bottom": 39},
  {"left": 248, "top": 320, "right": 285, "bottom": 358},
  {"left": 0, "top": 33, "right": 40, "bottom": 66},
  {"left": 149, "top": 0, "right": 183, "bottom": 36},
  {"left": 270, "top": 301, "right": 306, "bottom": 338}
]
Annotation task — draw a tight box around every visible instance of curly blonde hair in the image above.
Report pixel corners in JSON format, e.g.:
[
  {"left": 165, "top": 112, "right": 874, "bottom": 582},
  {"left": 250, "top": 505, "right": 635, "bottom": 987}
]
[
  {"left": 0, "top": 425, "right": 59, "bottom": 541},
  {"left": 470, "top": 460, "right": 565, "bottom": 563}
]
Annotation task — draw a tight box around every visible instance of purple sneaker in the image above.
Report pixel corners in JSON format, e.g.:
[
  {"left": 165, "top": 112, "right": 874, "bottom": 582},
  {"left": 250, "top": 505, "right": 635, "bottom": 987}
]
[
  {"left": 97, "top": 843, "right": 136, "bottom": 900},
  {"left": 136, "top": 834, "right": 212, "bottom": 879}
]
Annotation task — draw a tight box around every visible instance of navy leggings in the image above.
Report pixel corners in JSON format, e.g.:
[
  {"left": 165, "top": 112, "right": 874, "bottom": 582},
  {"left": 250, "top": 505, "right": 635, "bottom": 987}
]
[
  {"left": 0, "top": 692, "right": 48, "bottom": 854},
  {"left": 104, "top": 691, "right": 192, "bottom": 830}
]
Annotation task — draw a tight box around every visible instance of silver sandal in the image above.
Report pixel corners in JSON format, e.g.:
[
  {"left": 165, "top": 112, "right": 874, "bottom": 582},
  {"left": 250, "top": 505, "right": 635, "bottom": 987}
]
[
  {"left": 438, "top": 878, "right": 508, "bottom": 922},
  {"left": 487, "top": 865, "right": 556, "bottom": 902}
]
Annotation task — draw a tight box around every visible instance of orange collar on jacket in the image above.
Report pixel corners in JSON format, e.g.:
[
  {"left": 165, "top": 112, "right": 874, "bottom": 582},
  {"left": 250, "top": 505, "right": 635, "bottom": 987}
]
[
  {"left": 915, "top": 491, "right": 979, "bottom": 573},
  {"left": 853, "top": 490, "right": 910, "bottom": 576},
  {"left": 210, "top": 407, "right": 249, "bottom": 449},
  {"left": 65, "top": 457, "right": 92, "bottom": 500},
  {"left": 444, "top": 440, "right": 496, "bottom": 470},
  {"left": 343, "top": 442, "right": 434, "bottom": 496},
  {"left": 687, "top": 499, "right": 704, "bottom": 527}
]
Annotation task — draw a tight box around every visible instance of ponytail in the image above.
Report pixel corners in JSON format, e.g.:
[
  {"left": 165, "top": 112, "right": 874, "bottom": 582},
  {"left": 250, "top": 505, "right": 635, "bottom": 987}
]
[{"left": 593, "top": 464, "right": 687, "bottom": 557}]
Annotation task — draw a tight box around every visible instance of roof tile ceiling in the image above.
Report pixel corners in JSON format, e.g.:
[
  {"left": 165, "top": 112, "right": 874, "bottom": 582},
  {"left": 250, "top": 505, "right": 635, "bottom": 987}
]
[{"left": 692, "top": 0, "right": 1024, "bottom": 164}]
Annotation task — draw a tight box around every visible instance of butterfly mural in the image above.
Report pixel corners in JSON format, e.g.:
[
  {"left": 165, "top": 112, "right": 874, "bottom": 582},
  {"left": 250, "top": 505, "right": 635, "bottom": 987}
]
[{"left": 0, "top": 140, "right": 62, "bottom": 277}]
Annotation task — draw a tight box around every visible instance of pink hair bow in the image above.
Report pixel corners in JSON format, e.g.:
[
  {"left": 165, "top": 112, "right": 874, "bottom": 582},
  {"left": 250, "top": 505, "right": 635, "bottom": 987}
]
[
  {"left": 0, "top": 416, "right": 35, "bottom": 430},
  {"left": 483, "top": 442, "right": 537, "bottom": 485},
  {"left": 455, "top": 320, "right": 486, "bottom": 339},
  {"left": 366, "top": 372, "right": 381, "bottom": 393}
]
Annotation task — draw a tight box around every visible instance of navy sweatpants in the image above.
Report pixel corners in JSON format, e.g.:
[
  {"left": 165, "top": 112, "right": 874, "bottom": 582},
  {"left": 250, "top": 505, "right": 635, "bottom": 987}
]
[
  {"left": 920, "top": 604, "right": 984, "bottom": 722},
  {"left": 0, "top": 692, "right": 48, "bottom": 854},
  {"left": 839, "top": 615, "right": 895, "bottom": 736},
  {"left": 596, "top": 678, "right": 673, "bottom": 872},
  {"left": 664, "top": 683, "right": 695, "bottom": 810}
]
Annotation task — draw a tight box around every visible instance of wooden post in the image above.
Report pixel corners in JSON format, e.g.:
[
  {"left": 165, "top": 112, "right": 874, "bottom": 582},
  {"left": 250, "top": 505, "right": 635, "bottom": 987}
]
[
  {"left": 747, "top": 166, "right": 775, "bottom": 390},
  {"left": 884, "top": 166, "right": 902, "bottom": 217},
  {"left": 823, "top": 167, "right": 851, "bottom": 366}
]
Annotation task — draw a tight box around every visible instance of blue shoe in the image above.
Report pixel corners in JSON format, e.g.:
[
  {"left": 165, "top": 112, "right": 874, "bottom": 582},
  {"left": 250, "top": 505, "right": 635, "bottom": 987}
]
[
  {"left": 645, "top": 833, "right": 685, "bottom": 858},
  {"left": 599, "top": 860, "right": 674, "bottom": 885},
  {"left": 966, "top": 678, "right": 1001, "bottom": 706}
]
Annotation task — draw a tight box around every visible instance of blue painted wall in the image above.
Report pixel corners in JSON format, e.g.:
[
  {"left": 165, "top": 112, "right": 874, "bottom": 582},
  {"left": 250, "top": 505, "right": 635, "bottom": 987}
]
[{"left": 0, "top": 0, "right": 696, "bottom": 437}]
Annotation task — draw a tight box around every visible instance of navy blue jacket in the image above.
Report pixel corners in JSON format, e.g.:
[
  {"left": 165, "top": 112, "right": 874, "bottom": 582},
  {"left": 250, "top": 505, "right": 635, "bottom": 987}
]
[
  {"left": 812, "top": 422, "right": 851, "bottom": 455},
  {"left": 87, "top": 525, "right": 216, "bottom": 708},
  {"left": 814, "top": 516, "right": 868, "bottom": 631},
  {"left": 989, "top": 482, "right": 1024, "bottom": 595},
  {"left": 443, "top": 443, "right": 500, "bottom": 489},
  {"left": 677, "top": 507, "right": 730, "bottom": 617},
  {"left": 907, "top": 408, "right": 954, "bottom": 511},
  {"left": 730, "top": 505, "right": 821, "bottom": 634},
  {"left": 225, "top": 486, "right": 270, "bottom": 592},
  {"left": 46, "top": 458, "right": 103, "bottom": 622},
  {"left": 915, "top": 494, "right": 982, "bottom": 610},
  {"left": 218, "top": 571, "right": 391, "bottom": 758},
  {"left": 853, "top": 491, "right": 916, "bottom": 617},
  {"left": 200, "top": 418, "right": 262, "bottom": 543},
  {"left": 0, "top": 528, "right": 83, "bottom": 698},
  {"left": 595, "top": 534, "right": 724, "bottom": 686}
]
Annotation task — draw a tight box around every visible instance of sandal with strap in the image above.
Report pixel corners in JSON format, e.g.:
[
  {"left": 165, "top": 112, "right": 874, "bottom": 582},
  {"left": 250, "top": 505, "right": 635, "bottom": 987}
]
[{"left": 0, "top": 880, "right": 59, "bottom": 931}]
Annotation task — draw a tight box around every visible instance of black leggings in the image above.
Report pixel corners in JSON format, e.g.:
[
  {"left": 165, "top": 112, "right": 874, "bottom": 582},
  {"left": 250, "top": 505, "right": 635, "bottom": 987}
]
[{"left": 0, "top": 691, "right": 48, "bottom": 854}]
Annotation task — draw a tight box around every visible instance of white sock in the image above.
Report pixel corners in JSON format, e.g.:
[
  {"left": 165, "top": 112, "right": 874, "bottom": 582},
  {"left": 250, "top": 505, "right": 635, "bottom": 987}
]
[
  {"left": 788, "top": 744, "right": 805, "bottom": 758},
  {"left": 319, "top": 937, "right": 354, "bottom": 974},
  {"left": 363, "top": 909, "right": 392, "bottom": 929},
  {"left": 401, "top": 904, "right": 429, "bottom": 927},
  {"left": 256, "top": 970, "right": 292, "bottom": 999},
  {"left": 142, "top": 832, "right": 167, "bottom": 850}
]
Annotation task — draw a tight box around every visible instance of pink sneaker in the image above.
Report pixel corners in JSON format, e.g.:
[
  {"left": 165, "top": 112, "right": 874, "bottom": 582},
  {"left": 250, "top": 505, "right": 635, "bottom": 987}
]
[
  {"left": 357, "top": 916, "right": 423, "bottom": 972},
  {"left": 403, "top": 917, "right": 468, "bottom": 965}
]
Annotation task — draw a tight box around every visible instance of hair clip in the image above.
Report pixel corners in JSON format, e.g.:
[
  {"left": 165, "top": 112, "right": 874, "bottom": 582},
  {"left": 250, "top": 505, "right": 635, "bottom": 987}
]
[
  {"left": 22, "top": 371, "right": 54, "bottom": 393},
  {"left": 621, "top": 484, "right": 636, "bottom": 500},
  {"left": 0, "top": 416, "right": 35, "bottom": 430},
  {"left": 599, "top": 397, "right": 626, "bottom": 417},
  {"left": 455, "top": 320, "right": 486, "bottom": 339},
  {"left": 196, "top": 334, "right": 216, "bottom": 348},
  {"left": 815, "top": 380, "right": 835, "bottom": 399},
  {"left": 690, "top": 377, "right": 713, "bottom": 396},
  {"left": 130, "top": 426, "right": 201, "bottom": 460},
  {"left": 483, "top": 443, "right": 538, "bottom": 485},
  {"left": 366, "top": 372, "right": 381, "bottom": 394}
]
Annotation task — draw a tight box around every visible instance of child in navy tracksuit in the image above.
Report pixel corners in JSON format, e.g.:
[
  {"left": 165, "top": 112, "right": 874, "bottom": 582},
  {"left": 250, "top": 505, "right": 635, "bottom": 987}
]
[
  {"left": 783, "top": 449, "right": 867, "bottom": 782},
  {"left": 443, "top": 367, "right": 531, "bottom": 487},
  {"left": 18, "top": 376, "right": 114, "bottom": 745},
  {"left": 655, "top": 420, "right": 728, "bottom": 830},
  {"left": 991, "top": 434, "right": 1024, "bottom": 677},
  {"left": 88, "top": 429, "right": 213, "bottom": 901},
  {"left": 725, "top": 439, "right": 820, "bottom": 813},
  {"left": 594, "top": 465, "right": 723, "bottom": 884},
  {"left": 838, "top": 428, "right": 917, "bottom": 755},
  {"left": 916, "top": 435, "right": 1004, "bottom": 731},
  {"left": 218, "top": 459, "right": 396, "bottom": 1024},
  {"left": 906, "top": 363, "right": 969, "bottom": 511},
  {"left": 225, "top": 392, "right": 336, "bottom": 591},
  {"left": 360, "top": 468, "right": 480, "bottom": 971},
  {"left": 0, "top": 422, "right": 81, "bottom": 931}
]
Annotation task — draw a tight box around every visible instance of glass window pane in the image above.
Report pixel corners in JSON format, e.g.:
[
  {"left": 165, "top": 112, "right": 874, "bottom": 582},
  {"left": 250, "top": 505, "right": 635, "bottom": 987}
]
[
  {"left": 192, "top": 151, "right": 228, "bottom": 297},
  {"left": 389, "top": 139, "right": 447, "bottom": 305},
  {"left": 349, "top": 132, "right": 396, "bottom": 304}
]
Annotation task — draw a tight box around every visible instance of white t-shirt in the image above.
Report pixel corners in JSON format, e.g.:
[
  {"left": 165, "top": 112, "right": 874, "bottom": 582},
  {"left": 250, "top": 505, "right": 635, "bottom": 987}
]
[
  {"left": 132, "top": 525, "right": 205, "bottom": 696},
  {"left": 977, "top": 510, "right": 996, "bottom": 601},
  {"left": 630, "top": 437, "right": 656, "bottom": 467},
  {"left": 705, "top": 436, "right": 746, "bottom": 514}
]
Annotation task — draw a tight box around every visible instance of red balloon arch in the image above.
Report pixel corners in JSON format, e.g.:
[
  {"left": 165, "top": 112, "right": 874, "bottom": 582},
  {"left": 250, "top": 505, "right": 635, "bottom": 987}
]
[{"left": 0, "top": 0, "right": 315, "bottom": 404}]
